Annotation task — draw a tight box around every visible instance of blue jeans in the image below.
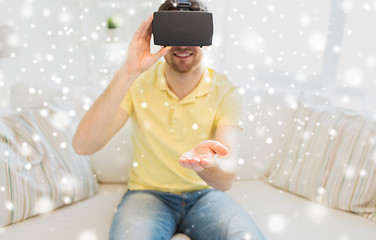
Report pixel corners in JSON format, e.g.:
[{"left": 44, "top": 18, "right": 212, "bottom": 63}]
[{"left": 109, "top": 188, "right": 265, "bottom": 240}]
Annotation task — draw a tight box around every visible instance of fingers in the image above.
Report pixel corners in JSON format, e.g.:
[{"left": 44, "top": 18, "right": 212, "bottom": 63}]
[
  {"left": 141, "top": 14, "right": 154, "bottom": 39},
  {"left": 178, "top": 140, "right": 229, "bottom": 172},
  {"left": 145, "top": 14, "right": 154, "bottom": 36},
  {"left": 211, "top": 142, "right": 228, "bottom": 156},
  {"left": 201, "top": 140, "right": 228, "bottom": 156},
  {"left": 179, "top": 154, "right": 213, "bottom": 172},
  {"left": 151, "top": 46, "right": 171, "bottom": 61},
  {"left": 198, "top": 159, "right": 210, "bottom": 168},
  {"left": 179, "top": 156, "right": 205, "bottom": 172},
  {"left": 133, "top": 14, "right": 153, "bottom": 40}
]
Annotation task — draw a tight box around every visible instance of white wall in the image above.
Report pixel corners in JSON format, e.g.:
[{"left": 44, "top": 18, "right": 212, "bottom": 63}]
[
  {"left": 0, "top": 0, "right": 375, "bottom": 117},
  {"left": 0, "top": 0, "right": 153, "bottom": 110},
  {"left": 214, "top": 0, "right": 376, "bottom": 115}
]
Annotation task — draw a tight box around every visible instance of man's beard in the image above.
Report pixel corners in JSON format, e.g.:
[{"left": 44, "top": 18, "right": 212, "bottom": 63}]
[
  {"left": 165, "top": 47, "right": 202, "bottom": 73},
  {"left": 166, "top": 59, "right": 197, "bottom": 73}
]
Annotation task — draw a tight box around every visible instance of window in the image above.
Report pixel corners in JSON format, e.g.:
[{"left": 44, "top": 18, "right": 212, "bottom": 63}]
[{"left": 205, "top": 0, "right": 376, "bottom": 113}]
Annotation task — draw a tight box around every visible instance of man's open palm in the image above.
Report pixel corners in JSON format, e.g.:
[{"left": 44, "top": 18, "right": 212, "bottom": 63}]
[{"left": 179, "top": 140, "right": 228, "bottom": 172}]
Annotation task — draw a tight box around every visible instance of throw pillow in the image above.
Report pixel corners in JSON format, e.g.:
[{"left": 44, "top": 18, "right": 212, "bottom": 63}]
[
  {"left": 267, "top": 101, "right": 376, "bottom": 222},
  {"left": 0, "top": 96, "right": 98, "bottom": 227}
]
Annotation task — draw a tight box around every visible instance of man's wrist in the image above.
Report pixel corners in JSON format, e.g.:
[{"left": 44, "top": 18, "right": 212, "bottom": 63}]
[
  {"left": 120, "top": 66, "right": 139, "bottom": 78},
  {"left": 117, "top": 67, "right": 140, "bottom": 86}
]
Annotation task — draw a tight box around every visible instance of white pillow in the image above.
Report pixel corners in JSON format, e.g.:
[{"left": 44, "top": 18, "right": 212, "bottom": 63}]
[
  {"left": 9, "top": 81, "right": 135, "bottom": 184},
  {"left": 267, "top": 100, "right": 376, "bottom": 222},
  {"left": 0, "top": 96, "right": 98, "bottom": 227}
]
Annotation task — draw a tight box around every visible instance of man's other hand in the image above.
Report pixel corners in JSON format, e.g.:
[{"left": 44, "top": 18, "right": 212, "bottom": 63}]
[
  {"left": 178, "top": 140, "right": 228, "bottom": 172},
  {"left": 122, "top": 14, "right": 170, "bottom": 77}
]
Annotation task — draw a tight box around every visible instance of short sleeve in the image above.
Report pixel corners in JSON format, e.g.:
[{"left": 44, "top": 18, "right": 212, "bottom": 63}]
[
  {"left": 216, "top": 88, "right": 246, "bottom": 129},
  {"left": 120, "top": 90, "right": 133, "bottom": 115}
]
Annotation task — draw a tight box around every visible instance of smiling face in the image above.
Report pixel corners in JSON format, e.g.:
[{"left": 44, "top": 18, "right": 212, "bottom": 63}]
[{"left": 164, "top": 46, "right": 204, "bottom": 73}]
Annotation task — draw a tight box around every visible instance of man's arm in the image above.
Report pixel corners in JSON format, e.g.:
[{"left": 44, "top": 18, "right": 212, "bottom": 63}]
[
  {"left": 72, "top": 15, "right": 170, "bottom": 155},
  {"left": 179, "top": 125, "right": 240, "bottom": 191}
]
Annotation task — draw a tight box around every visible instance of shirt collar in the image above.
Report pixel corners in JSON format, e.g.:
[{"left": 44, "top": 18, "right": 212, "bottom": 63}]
[{"left": 154, "top": 61, "right": 213, "bottom": 103}]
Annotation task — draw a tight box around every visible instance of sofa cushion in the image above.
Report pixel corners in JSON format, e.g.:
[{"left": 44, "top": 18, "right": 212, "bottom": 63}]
[
  {"left": 0, "top": 96, "right": 98, "bottom": 227},
  {"left": 1, "top": 181, "right": 376, "bottom": 240},
  {"left": 9, "top": 81, "right": 134, "bottom": 184},
  {"left": 228, "top": 180, "right": 376, "bottom": 240},
  {"left": 90, "top": 122, "right": 133, "bottom": 183},
  {"left": 0, "top": 184, "right": 126, "bottom": 239},
  {"left": 267, "top": 101, "right": 376, "bottom": 222}
]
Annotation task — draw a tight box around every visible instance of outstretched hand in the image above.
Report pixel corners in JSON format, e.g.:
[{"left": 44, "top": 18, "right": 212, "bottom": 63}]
[
  {"left": 123, "top": 14, "right": 170, "bottom": 76},
  {"left": 179, "top": 140, "right": 229, "bottom": 172}
]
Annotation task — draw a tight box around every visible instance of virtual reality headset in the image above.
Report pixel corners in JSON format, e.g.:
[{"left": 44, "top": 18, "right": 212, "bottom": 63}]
[{"left": 152, "top": 0, "right": 213, "bottom": 47}]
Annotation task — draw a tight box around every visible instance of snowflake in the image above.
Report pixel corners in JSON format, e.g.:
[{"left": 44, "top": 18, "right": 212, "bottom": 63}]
[
  {"left": 359, "top": 169, "right": 367, "bottom": 177},
  {"left": 60, "top": 142, "right": 67, "bottom": 149},
  {"left": 35, "top": 198, "right": 54, "bottom": 214},
  {"left": 25, "top": 163, "right": 32, "bottom": 171},
  {"left": 63, "top": 196, "right": 72, "bottom": 204},
  {"left": 248, "top": 114, "right": 255, "bottom": 122},
  {"left": 308, "top": 32, "right": 326, "bottom": 52},
  {"left": 344, "top": 67, "right": 363, "bottom": 87},
  {"left": 248, "top": 64, "right": 255, "bottom": 71},
  {"left": 299, "top": 14, "right": 311, "bottom": 27},
  {"left": 267, "top": 214, "right": 287, "bottom": 233},
  {"left": 61, "top": 177, "right": 68, "bottom": 184},
  {"left": 341, "top": 0, "right": 354, "bottom": 13},
  {"left": 141, "top": 102, "right": 148, "bottom": 108},
  {"left": 317, "top": 187, "right": 326, "bottom": 195},
  {"left": 128, "top": 8, "right": 136, "bottom": 16},
  {"left": 241, "top": 32, "right": 264, "bottom": 54},
  {"left": 21, "top": 6, "right": 33, "bottom": 18},
  {"left": 5, "top": 202, "right": 14, "bottom": 211},
  {"left": 59, "top": 12, "right": 71, "bottom": 24},
  {"left": 68, "top": 110, "right": 76, "bottom": 117},
  {"left": 43, "top": 8, "right": 51, "bottom": 17},
  {"left": 28, "top": 87, "right": 36, "bottom": 94},
  {"left": 328, "top": 128, "right": 337, "bottom": 137},
  {"left": 307, "top": 203, "right": 328, "bottom": 223},
  {"left": 345, "top": 166, "right": 355, "bottom": 178},
  {"left": 267, "top": 4, "right": 276, "bottom": 13}
]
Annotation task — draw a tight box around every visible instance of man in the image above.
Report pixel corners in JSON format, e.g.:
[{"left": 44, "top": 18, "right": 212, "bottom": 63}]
[{"left": 72, "top": 0, "right": 265, "bottom": 239}]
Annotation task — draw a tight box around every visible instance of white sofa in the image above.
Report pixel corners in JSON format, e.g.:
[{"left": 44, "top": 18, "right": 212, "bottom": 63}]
[{"left": 0, "top": 82, "right": 375, "bottom": 240}]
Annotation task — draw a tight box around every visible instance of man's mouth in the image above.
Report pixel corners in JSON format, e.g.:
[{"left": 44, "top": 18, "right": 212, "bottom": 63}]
[{"left": 173, "top": 52, "right": 193, "bottom": 59}]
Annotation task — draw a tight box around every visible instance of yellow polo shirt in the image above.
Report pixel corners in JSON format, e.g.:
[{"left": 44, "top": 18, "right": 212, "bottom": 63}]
[{"left": 120, "top": 61, "right": 244, "bottom": 193}]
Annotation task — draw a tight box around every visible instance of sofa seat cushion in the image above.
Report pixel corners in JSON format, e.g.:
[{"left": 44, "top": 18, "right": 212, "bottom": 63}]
[
  {"left": 0, "top": 184, "right": 190, "bottom": 240},
  {"left": 0, "top": 184, "right": 127, "bottom": 240},
  {"left": 228, "top": 180, "right": 376, "bottom": 240},
  {"left": 1, "top": 181, "right": 375, "bottom": 240}
]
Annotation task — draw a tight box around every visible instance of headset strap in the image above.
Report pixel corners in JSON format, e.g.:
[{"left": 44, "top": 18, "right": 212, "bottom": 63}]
[{"left": 177, "top": 0, "right": 191, "bottom": 10}]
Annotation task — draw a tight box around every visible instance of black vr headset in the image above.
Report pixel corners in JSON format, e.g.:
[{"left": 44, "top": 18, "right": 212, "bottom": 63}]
[{"left": 152, "top": 0, "right": 213, "bottom": 47}]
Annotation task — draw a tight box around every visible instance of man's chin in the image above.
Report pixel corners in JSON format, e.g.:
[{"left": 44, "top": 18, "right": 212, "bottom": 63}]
[
  {"left": 169, "top": 63, "right": 194, "bottom": 74},
  {"left": 174, "top": 67, "right": 193, "bottom": 74}
]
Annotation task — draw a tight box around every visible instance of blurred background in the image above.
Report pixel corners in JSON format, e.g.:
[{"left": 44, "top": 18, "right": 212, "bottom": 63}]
[{"left": 0, "top": 0, "right": 375, "bottom": 115}]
